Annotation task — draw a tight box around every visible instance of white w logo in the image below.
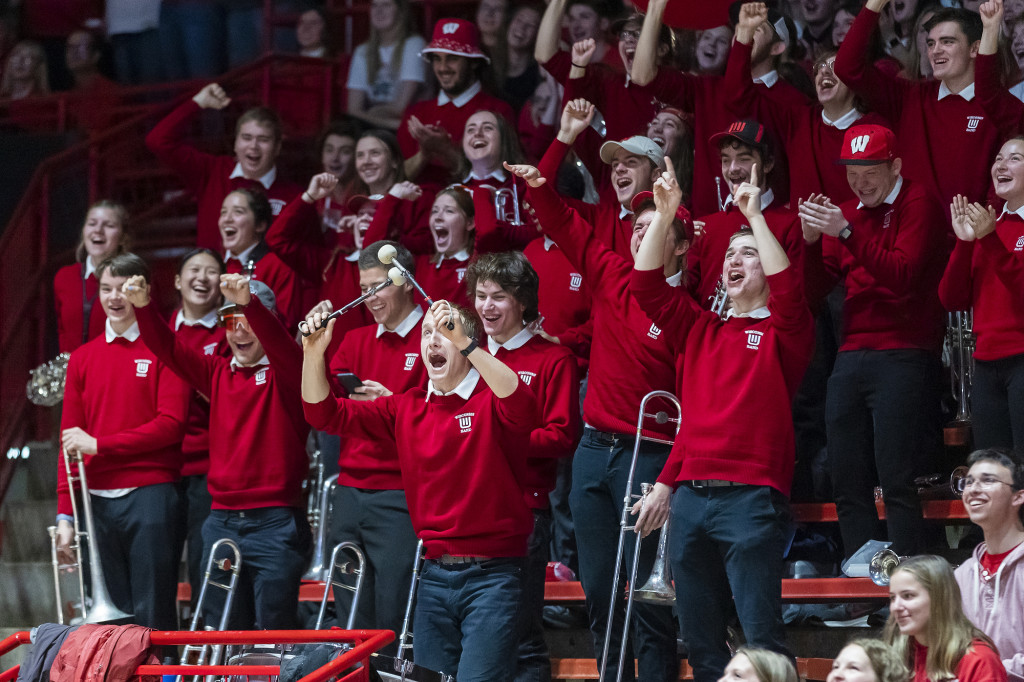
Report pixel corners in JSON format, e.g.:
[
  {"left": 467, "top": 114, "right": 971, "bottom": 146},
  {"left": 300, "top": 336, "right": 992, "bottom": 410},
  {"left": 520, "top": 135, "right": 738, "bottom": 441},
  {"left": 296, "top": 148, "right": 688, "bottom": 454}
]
[
  {"left": 850, "top": 135, "right": 869, "bottom": 154},
  {"left": 442, "top": 22, "right": 459, "bottom": 34}
]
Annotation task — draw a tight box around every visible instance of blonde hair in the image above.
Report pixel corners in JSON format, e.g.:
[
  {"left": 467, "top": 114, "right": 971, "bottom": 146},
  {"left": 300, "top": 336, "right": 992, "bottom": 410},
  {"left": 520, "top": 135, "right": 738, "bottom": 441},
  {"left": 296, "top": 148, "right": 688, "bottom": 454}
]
[
  {"left": 735, "top": 648, "right": 797, "bottom": 682},
  {"left": 75, "top": 200, "right": 130, "bottom": 264},
  {"left": 844, "top": 639, "right": 910, "bottom": 682},
  {"left": 0, "top": 40, "right": 50, "bottom": 98},
  {"left": 883, "top": 555, "right": 996, "bottom": 681}
]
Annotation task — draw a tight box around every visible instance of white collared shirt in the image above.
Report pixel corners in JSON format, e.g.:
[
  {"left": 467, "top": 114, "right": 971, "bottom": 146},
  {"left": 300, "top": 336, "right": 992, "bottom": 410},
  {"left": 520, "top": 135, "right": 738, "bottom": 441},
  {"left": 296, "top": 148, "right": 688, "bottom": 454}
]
[
  {"left": 230, "top": 354, "right": 270, "bottom": 371},
  {"left": 665, "top": 270, "right": 683, "bottom": 288},
  {"left": 426, "top": 367, "right": 480, "bottom": 401},
  {"left": 105, "top": 319, "right": 140, "bottom": 343},
  {"left": 822, "top": 107, "right": 863, "bottom": 130},
  {"left": 437, "top": 80, "right": 482, "bottom": 108},
  {"left": 543, "top": 236, "right": 557, "bottom": 251},
  {"left": 619, "top": 205, "right": 632, "bottom": 220},
  {"left": 435, "top": 249, "right": 470, "bottom": 268},
  {"left": 225, "top": 243, "right": 259, "bottom": 268},
  {"left": 937, "top": 81, "right": 975, "bottom": 101},
  {"left": 753, "top": 70, "right": 779, "bottom": 88},
  {"left": 229, "top": 164, "right": 277, "bottom": 190},
  {"left": 464, "top": 168, "right": 507, "bottom": 183},
  {"left": 723, "top": 187, "right": 775, "bottom": 212},
  {"left": 725, "top": 305, "right": 771, "bottom": 320},
  {"left": 174, "top": 309, "right": 219, "bottom": 331},
  {"left": 857, "top": 175, "right": 903, "bottom": 210},
  {"left": 84, "top": 257, "right": 98, "bottom": 280},
  {"left": 377, "top": 305, "right": 424, "bottom": 339},
  {"left": 345, "top": 249, "right": 361, "bottom": 262},
  {"left": 998, "top": 202, "right": 1024, "bottom": 220},
  {"left": 487, "top": 326, "right": 532, "bottom": 354}
]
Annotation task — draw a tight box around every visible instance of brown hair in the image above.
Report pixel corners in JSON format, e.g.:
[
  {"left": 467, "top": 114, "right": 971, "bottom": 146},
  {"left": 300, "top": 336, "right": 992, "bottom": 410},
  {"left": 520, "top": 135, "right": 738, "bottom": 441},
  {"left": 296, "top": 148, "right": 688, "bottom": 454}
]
[
  {"left": 75, "top": 200, "right": 130, "bottom": 264},
  {"left": 235, "top": 106, "right": 283, "bottom": 142},
  {"left": 464, "top": 251, "right": 540, "bottom": 323},
  {"left": 431, "top": 186, "right": 477, "bottom": 262}
]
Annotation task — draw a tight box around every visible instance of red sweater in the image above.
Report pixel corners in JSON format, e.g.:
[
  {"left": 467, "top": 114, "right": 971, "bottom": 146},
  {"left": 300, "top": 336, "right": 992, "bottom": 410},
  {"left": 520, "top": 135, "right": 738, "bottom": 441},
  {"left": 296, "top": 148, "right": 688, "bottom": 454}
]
[
  {"left": 397, "top": 88, "right": 516, "bottom": 189},
  {"left": 523, "top": 236, "right": 594, "bottom": 371},
  {"left": 363, "top": 192, "right": 436, "bottom": 257},
  {"left": 631, "top": 266, "right": 814, "bottom": 497},
  {"left": 265, "top": 197, "right": 372, "bottom": 350},
  {"left": 834, "top": 8, "right": 1001, "bottom": 208},
  {"left": 304, "top": 376, "right": 537, "bottom": 559},
  {"left": 526, "top": 180, "right": 678, "bottom": 438},
  {"left": 465, "top": 173, "right": 538, "bottom": 253},
  {"left": 412, "top": 253, "right": 473, "bottom": 310},
  {"left": 489, "top": 333, "right": 581, "bottom": 509},
  {"left": 53, "top": 263, "right": 105, "bottom": 354},
  {"left": 724, "top": 40, "right": 891, "bottom": 205},
  {"left": 804, "top": 178, "right": 948, "bottom": 352},
  {"left": 145, "top": 99, "right": 303, "bottom": 250},
  {"left": 136, "top": 298, "right": 309, "bottom": 510},
  {"left": 691, "top": 200, "right": 804, "bottom": 309},
  {"left": 57, "top": 329, "right": 190, "bottom": 516},
  {"left": 911, "top": 639, "right": 1007, "bottom": 682},
  {"left": 172, "top": 314, "right": 230, "bottom": 477},
  {"left": 224, "top": 242, "right": 304, "bottom": 330},
  {"left": 965, "top": 53, "right": 1024, "bottom": 143},
  {"left": 939, "top": 213, "right": 1024, "bottom": 361},
  {"left": 327, "top": 314, "right": 429, "bottom": 489},
  {"left": 635, "top": 70, "right": 809, "bottom": 215}
]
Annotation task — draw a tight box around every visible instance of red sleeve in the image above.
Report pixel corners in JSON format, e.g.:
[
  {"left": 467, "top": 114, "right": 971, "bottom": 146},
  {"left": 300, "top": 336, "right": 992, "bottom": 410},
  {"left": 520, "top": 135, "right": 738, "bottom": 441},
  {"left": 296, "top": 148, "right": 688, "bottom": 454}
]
[
  {"left": 56, "top": 354, "right": 86, "bottom": 516},
  {"left": 244, "top": 294, "right": 304, "bottom": 401},
  {"left": 396, "top": 101, "right": 424, "bottom": 159},
  {"left": 540, "top": 52, "right": 571, "bottom": 84},
  {"left": 265, "top": 195, "right": 330, "bottom": 276},
  {"left": 724, "top": 41, "right": 801, "bottom": 141},
  {"left": 628, "top": 267, "right": 701, "bottom": 346},
  {"left": 833, "top": 7, "right": 909, "bottom": 122},
  {"left": 633, "top": 68, "right": 700, "bottom": 114},
  {"left": 938, "top": 239, "right": 975, "bottom": 311},
  {"left": 957, "top": 642, "right": 1008, "bottom": 682},
  {"left": 145, "top": 99, "right": 218, "bottom": 195},
  {"left": 95, "top": 360, "right": 189, "bottom": 457},
  {"left": 364, "top": 192, "right": 437, "bottom": 256},
  {"left": 840, "top": 196, "right": 946, "bottom": 294},
  {"left": 558, "top": 317, "right": 593, "bottom": 363},
  {"left": 764, "top": 266, "right": 816, "bottom": 384},
  {"left": 136, "top": 303, "right": 219, "bottom": 396},
  {"left": 303, "top": 391, "right": 397, "bottom": 441},
  {"left": 494, "top": 377, "right": 539, "bottom": 429},
  {"left": 802, "top": 238, "right": 842, "bottom": 310},
  {"left": 537, "top": 137, "right": 570, "bottom": 186},
  {"left": 528, "top": 351, "right": 581, "bottom": 458},
  {"left": 976, "top": 53, "right": 1024, "bottom": 137},
  {"left": 977, "top": 230, "right": 1024, "bottom": 291}
]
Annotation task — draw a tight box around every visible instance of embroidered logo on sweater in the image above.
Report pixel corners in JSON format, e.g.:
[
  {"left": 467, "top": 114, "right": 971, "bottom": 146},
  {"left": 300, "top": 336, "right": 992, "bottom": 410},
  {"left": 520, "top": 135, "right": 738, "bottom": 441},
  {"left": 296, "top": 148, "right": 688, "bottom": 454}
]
[
  {"left": 1015, "top": 236, "right": 1024, "bottom": 251},
  {"left": 882, "top": 209, "right": 894, "bottom": 230},
  {"left": 404, "top": 353, "right": 418, "bottom": 370},
  {"left": 203, "top": 342, "right": 218, "bottom": 356},
  {"left": 457, "top": 268, "right": 467, "bottom": 283},
  {"left": 966, "top": 116, "right": 983, "bottom": 132},
  {"left": 647, "top": 323, "right": 662, "bottom": 340},
  {"left": 518, "top": 371, "right": 537, "bottom": 386},
  {"left": 135, "top": 359, "right": 152, "bottom": 378},
  {"left": 569, "top": 273, "right": 583, "bottom": 291},
  {"left": 255, "top": 368, "right": 267, "bottom": 385},
  {"left": 746, "top": 330, "right": 764, "bottom": 350},
  {"left": 455, "top": 412, "right": 475, "bottom": 433}
]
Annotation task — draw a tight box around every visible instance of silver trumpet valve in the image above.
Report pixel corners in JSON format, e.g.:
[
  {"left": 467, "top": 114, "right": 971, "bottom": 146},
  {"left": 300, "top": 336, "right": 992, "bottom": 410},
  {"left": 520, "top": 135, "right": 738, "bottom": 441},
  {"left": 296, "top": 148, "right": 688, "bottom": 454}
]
[{"left": 869, "top": 548, "right": 907, "bottom": 587}]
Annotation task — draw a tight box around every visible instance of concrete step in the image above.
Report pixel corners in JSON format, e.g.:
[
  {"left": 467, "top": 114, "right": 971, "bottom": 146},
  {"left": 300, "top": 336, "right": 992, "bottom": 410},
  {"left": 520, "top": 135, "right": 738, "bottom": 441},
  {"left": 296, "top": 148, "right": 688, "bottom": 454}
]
[
  {"left": 1, "top": 500, "right": 57, "bottom": 563},
  {"left": 0, "top": 561, "right": 61, "bottom": 628}
]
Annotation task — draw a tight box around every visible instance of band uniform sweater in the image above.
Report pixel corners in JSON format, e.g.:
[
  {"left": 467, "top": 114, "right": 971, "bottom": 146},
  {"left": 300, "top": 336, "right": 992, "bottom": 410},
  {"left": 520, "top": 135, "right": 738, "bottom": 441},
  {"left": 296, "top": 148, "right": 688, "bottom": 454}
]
[
  {"left": 136, "top": 297, "right": 308, "bottom": 510},
  {"left": 172, "top": 311, "right": 229, "bottom": 478},
  {"left": 939, "top": 211, "right": 1024, "bottom": 361},
  {"left": 362, "top": 191, "right": 436, "bottom": 257},
  {"left": 834, "top": 7, "right": 1001, "bottom": 208},
  {"left": 304, "top": 373, "right": 537, "bottom": 559},
  {"left": 526, "top": 180, "right": 677, "bottom": 439},
  {"left": 910, "top": 639, "right": 1007, "bottom": 682},
  {"left": 804, "top": 177, "right": 949, "bottom": 352},
  {"left": 223, "top": 242, "right": 303, "bottom": 330},
  {"left": 465, "top": 172, "right": 538, "bottom": 253},
  {"left": 631, "top": 265, "right": 814, "bottom": 496},
  {"left": 57, "top": 327, "right": 190, "bottom": 516},
  {"left": 488, "top": 331, "right": 581, "bottom": 509},
  {"left": 411, "top": 253, "right": 473, "bottom": 310},
  {"left": 53, "top": 263, "right": 106, "bottom": 353},
  {"left": 328, "top": 310, "right": 429, "bottom": 489},
  {"left": 968, "top": 53, "right": 1024, "bottom": 141},
  {"left": 523, "top": 236, "right": 594, "bottom": 371},
  {"left": 145, "top": 99, "right": 302, "bottom": 250},
  {"left": 724, "top": 40, "right": 891, "bottom": 205}
]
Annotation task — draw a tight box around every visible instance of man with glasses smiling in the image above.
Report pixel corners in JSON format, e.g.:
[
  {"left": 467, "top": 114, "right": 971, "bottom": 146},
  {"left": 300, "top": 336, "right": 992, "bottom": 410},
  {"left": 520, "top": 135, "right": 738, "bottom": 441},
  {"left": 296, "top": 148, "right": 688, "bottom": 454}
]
[{"left": 955, "top": 448, "right": 1024, "bottom": 680}]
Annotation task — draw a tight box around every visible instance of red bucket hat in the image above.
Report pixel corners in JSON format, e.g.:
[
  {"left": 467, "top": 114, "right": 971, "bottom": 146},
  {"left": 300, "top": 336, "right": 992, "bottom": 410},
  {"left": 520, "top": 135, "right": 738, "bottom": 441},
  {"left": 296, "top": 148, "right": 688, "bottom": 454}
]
[{"left": 421, "top": 18, "right": 490, "bottom": 63}]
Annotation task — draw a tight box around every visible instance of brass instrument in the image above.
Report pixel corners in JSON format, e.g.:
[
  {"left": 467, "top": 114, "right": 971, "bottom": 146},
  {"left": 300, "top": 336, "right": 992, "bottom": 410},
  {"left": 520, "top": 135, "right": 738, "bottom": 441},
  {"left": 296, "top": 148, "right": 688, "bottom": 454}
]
[
  {"left": 27, "top": 353, "right": 71, "bottom": 406},
  {"left": 633, "top": 509, "right": 675, "bottom": 605},
  {"left": 315, "top": 541, "right": 367, "bottom": 630},
  {"left": 394, "top": 540, "right": 430, "bottom": 682},
  {"left": 303, "top": 473, "right": 339, "bottom": 581},
  {"left": 52, "top": 449, "right": 133, "bottom": 624},
  {"left": 868, "top": 548, "right": 906, "bottom": 587},
  {"left": 492, "top": 185, "right": 523, "bottom": 225},
  {"left": 945, "top": 310, "right": 975, "bottom": 445},
  {"left": 708, "top": 275, "right": 728, "bottom": 318},
  {"left": 599, "top": 391, "right": 682, "bottom": 682},
  {"left": 177, "top": 538, "right": 243, "bottom": 682}
]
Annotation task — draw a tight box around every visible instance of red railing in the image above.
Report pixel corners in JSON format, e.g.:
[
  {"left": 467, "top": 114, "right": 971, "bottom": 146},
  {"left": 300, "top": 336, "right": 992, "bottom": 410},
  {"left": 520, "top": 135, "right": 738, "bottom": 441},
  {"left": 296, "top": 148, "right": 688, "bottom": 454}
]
[{"left": 0, "top": 628, "right": 393, "bottom": 682}]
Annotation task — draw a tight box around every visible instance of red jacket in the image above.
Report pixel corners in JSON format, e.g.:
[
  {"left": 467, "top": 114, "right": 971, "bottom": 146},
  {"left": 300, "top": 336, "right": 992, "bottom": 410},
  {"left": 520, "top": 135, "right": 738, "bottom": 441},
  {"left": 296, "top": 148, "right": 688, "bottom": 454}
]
[
  {"left": 50, "top": 624, "right": 159, "bottom": 682},
  {"left": 53, "top": 263, "right": 105, "bottom": 354}
]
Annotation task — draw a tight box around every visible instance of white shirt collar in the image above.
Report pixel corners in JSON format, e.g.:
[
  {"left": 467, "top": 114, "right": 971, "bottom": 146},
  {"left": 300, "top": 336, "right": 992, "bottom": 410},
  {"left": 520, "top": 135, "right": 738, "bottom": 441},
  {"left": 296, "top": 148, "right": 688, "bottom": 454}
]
[
  {"left": 464, "top": 168, "right": 507, "bottom": 183},
  {"left": 436, "top": 249, "right": 470, "bottom": 267},
  {"left": 426, "top": 367, "right": 480, "bottom": 401},
  {"left": 376, "top": 305, "right": 424, "bottom": 339},
  {"left": 437, "top": 80, "right": 482, "bottom": 108},
  {"left": 821, "top": 107, "right": 863, "bottom": 130},
  {"left": 753, "top": 70, "right": 779, "bottom": 88},
  {"left": 345, "top": 249, "right": 361, "bottom": 262},
  {"left": 225, "top": 242, "right": 259, "bottom": 265},
  {"left": 230, "top": 354, "right": 270, "bottom": 370},
  {"left": 487, "top": 326, "right": 532, "bottom": 354},
  {"left": 725, "top": 305, "right": 771, "bottom": 320},
  {"left": 937, "top": 81, "right": 975, "bottom": 101},
  {"left": 857, "top": 175, "right": 903, "bottom": 209},
  {"left": 174, "top": 309, "right": 219, "bottom": 331},
  {"left": 723, "top": 187, "right": 774, "bottom": 212},
  {"left": 619, "top": 205, "right": 632, "bottom": 220},
  {"left": 665, "top": 270, "right": 683, "bottom": 288},
  {"left": 543, "top": 236, "right": 557, "bottom": 251},
  {"left": 84, "top": 258, "right": 98, "bottom": 279},
  {"left": 228, "top": 164, "right": 277, "bottom": 190},
  {"left": 998, "top": 202, "right": 1024, "bottom": 220},
  {"left": 105, "top": 319, "right": 140, "bottom": 343}
]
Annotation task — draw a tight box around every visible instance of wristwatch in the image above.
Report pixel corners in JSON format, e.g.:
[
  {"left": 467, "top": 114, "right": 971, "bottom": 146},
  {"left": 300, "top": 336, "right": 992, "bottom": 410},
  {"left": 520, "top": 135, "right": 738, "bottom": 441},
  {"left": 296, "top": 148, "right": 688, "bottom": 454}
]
[
  {"left": 460, "top": 339, "right": 479, "bottom": 357},
  {"left": 838, "top": 224, "right": 853, "bottom": 242}
]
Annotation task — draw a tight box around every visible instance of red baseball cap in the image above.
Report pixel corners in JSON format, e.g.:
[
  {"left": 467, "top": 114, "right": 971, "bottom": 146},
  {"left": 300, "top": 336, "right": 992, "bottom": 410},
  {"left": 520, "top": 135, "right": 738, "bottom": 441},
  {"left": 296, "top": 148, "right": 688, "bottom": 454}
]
[
  {"left": 837, "top": 124, "right": 897, "bottom": 165},
  {"left": 421, "top": 18, "right": 490, "bottom": 63},
  {"left": 630, "top": 191, "right": 695, "bottom": 241},
  {"left": 346, "top": 194, "right": 383, "bottom": 213}
]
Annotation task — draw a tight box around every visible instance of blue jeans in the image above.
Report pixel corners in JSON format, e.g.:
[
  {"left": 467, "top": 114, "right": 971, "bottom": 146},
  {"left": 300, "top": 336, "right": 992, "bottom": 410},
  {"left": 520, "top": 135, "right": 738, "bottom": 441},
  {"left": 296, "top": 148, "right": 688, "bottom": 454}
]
[
  {"left": 670, "top": 485, "right": 792, "bottom": 682},
  {"left": 200, "top": 507, "right": 311, "bottom": 629},
  {"left": 569, "top": 428, "right": 677, "bottom": 682},
  {"left": 414, "top": 558, "right": 524, "bottom": 682}
]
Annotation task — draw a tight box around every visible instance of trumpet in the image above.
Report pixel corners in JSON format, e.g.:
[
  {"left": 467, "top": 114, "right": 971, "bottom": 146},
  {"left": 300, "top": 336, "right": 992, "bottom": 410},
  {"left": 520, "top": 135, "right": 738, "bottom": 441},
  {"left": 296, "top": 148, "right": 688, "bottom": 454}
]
[
  {"left": 492, "top": 185, "right": 523, "bottom": 225},
  {"left": 52, "top": 449, "right": 133, "bottom": 624},
  {"left": 869, "top": 548, "right": 906, "bottom": 586},
  {"left": 28, "top": 353, "right": 71, "bottom": 406},
  {"left": 945, "top": 310, "right": 975, "bottom": 445},
  {"left": 708, "top": 275, "right": 728, "bottom": 318}
]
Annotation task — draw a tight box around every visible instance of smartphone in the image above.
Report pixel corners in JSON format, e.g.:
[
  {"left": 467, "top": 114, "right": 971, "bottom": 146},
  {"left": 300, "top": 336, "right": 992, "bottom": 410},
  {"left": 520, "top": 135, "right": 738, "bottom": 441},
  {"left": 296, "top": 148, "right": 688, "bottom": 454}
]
[{"left": 336, "top": 372, "right": 364, "bottom": 394}]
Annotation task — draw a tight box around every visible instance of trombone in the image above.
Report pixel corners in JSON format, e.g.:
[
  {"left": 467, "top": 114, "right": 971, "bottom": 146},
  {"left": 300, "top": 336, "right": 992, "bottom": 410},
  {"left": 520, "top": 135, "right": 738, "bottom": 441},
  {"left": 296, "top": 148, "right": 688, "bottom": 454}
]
[
  {"left": 599, "top": 390, "right": 682, "bottom": 682},
  {"left": 50, "top": 448, "right": 133, "bottom": 624},
  {"left": 315, "top": 541, "right": 367, "bottom": 631},
  {"left": 303, "top": 473, "right": 339, "bottom": 581},
  {"left": 177, "top": 538, "right": 243, "bottom": 682}
]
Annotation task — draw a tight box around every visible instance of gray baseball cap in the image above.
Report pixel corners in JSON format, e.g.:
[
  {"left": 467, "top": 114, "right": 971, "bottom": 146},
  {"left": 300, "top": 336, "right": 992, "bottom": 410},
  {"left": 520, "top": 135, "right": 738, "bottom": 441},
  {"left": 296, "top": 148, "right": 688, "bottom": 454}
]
[
  {"left": 599, "top": 136, "right": 666, "bottom": 170},
  {"left": 219, "top": 278, "right": 277, "bottom": 317}
]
